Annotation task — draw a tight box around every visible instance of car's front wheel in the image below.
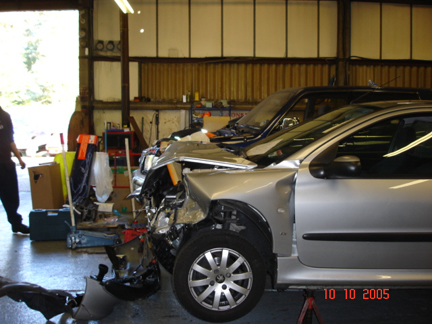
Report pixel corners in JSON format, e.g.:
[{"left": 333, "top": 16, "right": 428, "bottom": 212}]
[{"left": 172, "top": 230, "right": 266, "bottom": 323}]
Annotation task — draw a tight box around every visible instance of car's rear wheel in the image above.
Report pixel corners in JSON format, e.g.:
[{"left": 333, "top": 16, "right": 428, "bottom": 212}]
[{"left": 172, "top": 230, "right": 266, "bottom": 323}]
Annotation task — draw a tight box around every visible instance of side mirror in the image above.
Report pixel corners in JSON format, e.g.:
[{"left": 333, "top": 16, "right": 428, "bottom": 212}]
[
  {"left": 281, "top": 117, "right": 300, "bottom": 130},
  {"left": 311, "top": 155, "right": 361, "bottom": 179}
]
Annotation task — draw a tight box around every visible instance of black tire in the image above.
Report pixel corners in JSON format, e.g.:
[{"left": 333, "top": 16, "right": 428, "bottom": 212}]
[{"left": 172, "top": 230, "right": 266, "bottom": 323}]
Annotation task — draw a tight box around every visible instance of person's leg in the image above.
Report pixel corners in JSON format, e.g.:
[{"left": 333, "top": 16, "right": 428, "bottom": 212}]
[{"left": 0, "top": 161, "right": 27, "bottom": 233}]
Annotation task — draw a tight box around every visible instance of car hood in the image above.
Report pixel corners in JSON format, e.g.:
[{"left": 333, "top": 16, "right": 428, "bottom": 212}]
[{"left": 152, "top": 141, "right": 257, "bottom": 169}]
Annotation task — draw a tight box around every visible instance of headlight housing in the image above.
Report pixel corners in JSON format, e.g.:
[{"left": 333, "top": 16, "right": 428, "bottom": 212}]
[{"left": 144, "top": 154, "right": 158, "bottom": 172}]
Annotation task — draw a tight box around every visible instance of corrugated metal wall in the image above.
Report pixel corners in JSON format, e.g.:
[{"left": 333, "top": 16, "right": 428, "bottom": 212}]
[
  {"left": 141, "top": 62, "right": 337, "bottom": 102},
  {"left": 141, "top": 61, "right": 432, "bottom": 103},
  {"left": 350, "top": 63, "right": 432, "bottom": 88}
]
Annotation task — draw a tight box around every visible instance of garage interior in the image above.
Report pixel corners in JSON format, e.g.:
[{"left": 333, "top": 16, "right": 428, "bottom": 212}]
[{"left": 1, "top": 0, "right": 432, "bottom": 323}]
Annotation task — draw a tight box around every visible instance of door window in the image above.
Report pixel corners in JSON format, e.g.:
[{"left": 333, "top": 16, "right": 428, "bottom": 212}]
[{"left": 336, "top": 114, "right": 432, "bottom": 177}]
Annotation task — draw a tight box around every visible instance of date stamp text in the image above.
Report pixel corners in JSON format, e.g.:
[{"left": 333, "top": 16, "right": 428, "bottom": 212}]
[{"left": 324, "top": 289, "right": 390, "bottom": 300}]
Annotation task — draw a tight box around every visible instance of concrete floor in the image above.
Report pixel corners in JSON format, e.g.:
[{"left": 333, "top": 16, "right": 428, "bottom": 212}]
[{"left": 0, "top": 156, "right": 431, "bottom": 324}]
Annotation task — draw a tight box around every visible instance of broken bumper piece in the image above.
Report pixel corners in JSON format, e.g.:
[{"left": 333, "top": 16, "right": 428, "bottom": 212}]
[
  {"left": 0, "top": 276, "right": 77, "bottom": 320},
  {"left": 73, "top": 276, "right": 121, "bottom": 320},
  {"left": 1, "top": 234, "right": 160, "bottom": 321},
  {"left": 75, "top": 235, "right": 160, "bottom": 320}
]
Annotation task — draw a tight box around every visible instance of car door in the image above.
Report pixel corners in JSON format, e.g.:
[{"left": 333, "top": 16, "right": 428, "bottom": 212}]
[{"left": 294, "top": 112, "right": 432, "bottom": 269}]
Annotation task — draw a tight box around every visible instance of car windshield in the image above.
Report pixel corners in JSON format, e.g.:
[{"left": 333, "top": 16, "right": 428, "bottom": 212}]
[
  {"left": 245, "top": 105, "right": 376, "bottom": 166},
  {"left": 235, "top": 90, "right": 296, "bottom": 130}
]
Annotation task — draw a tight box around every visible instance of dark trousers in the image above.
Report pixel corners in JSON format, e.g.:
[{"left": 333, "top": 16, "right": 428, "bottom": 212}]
[{"left": 0, "top": 161, "right": 22, "bottom": 226}]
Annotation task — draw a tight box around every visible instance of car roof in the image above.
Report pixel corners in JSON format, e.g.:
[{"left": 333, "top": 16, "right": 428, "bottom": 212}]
[
  {"left": 353, "top": 100, "right": 432, "bottom": 110},
  {"left": 276, "top": 86, "right": 432, "bottom": 95}
]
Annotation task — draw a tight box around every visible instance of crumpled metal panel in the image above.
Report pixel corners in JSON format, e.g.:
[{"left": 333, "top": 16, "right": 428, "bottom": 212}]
[
  {"left": 153, "top": 141, "right": 257, "bottom": 170},
  {"left": 105, "top": 236, "right": 154, "bottom": 278},
  {"left": 175, "top": 195, "right": 206, "bottom": 224}
]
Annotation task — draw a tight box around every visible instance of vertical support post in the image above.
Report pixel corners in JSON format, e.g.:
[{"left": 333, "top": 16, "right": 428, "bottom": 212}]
[
  {"left": 125, "top": 138, "right": 136, "bottom": 218},
  {"left": 88, "top": 3, "right": 95, "bottom": 135},
  {"left": 336, "top": 0, "right": 351, "bottom": 86},
  {"left": 120, "top": 10, "right": 130, "bottom": 127}
]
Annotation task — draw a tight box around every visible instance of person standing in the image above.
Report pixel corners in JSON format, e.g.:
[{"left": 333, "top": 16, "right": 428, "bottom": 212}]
[{"left": 0, "top": 106, "right": 29, "bottom": 234}]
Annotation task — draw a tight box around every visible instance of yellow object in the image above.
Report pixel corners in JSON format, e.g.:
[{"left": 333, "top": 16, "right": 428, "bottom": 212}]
[
  {"left": 194, "top": 92, "right": 200, "bottom": 101},
  {"left": 54, "top": 152, "right": 76, "bottom": 203},
  {"left": 167, "top": 163, "right": 180, "bottom": 186}
]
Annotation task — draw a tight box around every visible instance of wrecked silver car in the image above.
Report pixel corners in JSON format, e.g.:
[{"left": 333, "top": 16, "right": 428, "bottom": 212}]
[{"left": 131, "top": 101, "right": 432, "bottom": 322}]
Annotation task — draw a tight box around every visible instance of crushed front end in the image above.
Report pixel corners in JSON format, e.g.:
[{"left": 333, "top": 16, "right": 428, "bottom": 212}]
[{"left": 131, "top": 142, "right": 258, "bottom": 273}]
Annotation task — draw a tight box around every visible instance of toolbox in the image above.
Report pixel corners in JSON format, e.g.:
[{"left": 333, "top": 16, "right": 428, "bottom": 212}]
[{"left": 29, "top": 209, "right": 78, "bottom": 241}]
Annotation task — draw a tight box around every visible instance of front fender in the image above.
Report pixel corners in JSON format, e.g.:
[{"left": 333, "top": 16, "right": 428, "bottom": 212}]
[{"left": 184, "top": 168, "right": 297, "bottom": 256}]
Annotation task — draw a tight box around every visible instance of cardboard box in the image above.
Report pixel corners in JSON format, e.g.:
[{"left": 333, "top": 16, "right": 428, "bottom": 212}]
[
  {"left": 111, "top": 167, "right": 138, "bottom": 188},
  {"left": 28, "top": 163, "right": 64, "bottom": 209},
  {"left": 203, "top": 116, "right": 231, "bottom": 132},
  {"left": 109, "top": 167, "right": 140, "bottom": 213},
  {"left": 110, "top": 188, "right": 133, "bottom": 213}
]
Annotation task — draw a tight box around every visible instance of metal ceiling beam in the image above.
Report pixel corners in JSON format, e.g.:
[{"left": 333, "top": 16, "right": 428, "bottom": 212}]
[
  {"left": 0, "top": 0, "right": 90, "bottom": 12},
  {"left": 0, "top": 0, "right": 429, "bottom": 13},
  {"left": 360, "top": 0, "right": 431, "bottom": 4}
]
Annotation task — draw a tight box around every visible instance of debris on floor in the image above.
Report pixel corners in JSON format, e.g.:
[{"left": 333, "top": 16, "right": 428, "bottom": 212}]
[{"left": 0, "top": 235, "right": 160, "bottom": 321}]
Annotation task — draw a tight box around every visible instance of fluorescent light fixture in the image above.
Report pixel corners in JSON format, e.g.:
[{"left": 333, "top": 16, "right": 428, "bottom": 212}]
[{"left": 114, "top": 0, "right": 134, "bottom": 14}]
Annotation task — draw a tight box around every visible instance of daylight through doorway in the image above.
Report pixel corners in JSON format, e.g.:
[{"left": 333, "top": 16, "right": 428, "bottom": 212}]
[{"left": 0, "top": 10, "right": 79, "bottom": 156}]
